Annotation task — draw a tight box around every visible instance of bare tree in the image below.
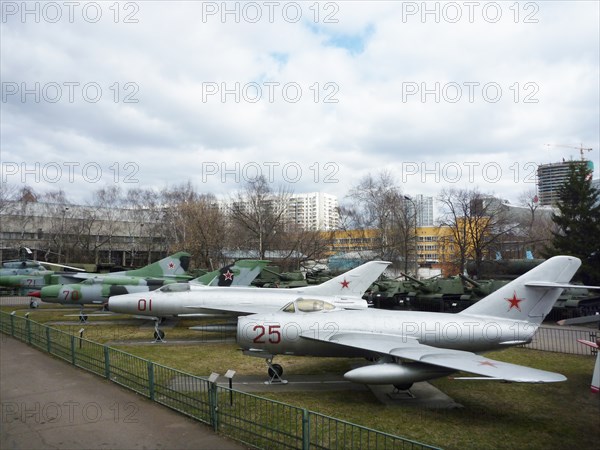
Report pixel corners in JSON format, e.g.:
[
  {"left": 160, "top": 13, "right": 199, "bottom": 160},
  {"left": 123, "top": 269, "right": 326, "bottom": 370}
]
[
  {"left": 40, "top": 189, "right": 73, "bottom": 263},
  {"left": 228, "top": 176, "right": 290, "bottom": 260},
  {"left": 88, "top": 186, "right": 124, "bottom": 265},
  {"left": 438, "top": 188, "right": 519, "bottom": 276},
  {"left": 345, "top": 171, "right": 413, "bottom": 267},
  {"left": 515, "top": 188, "right": 555, "bottom": 256},
  {"left": 0, "top": 185, "right": 38, "bottom": 259},
  {"left": 173, "top": 193, "right": 227, "bottom": 268},
  {"left": 160, "top": 181, "right": 199, "bottom": 252},
  {"left": 437, "top": 188, "right": 471, "bottom": 275},
  {"left": 0, "top": 182, "right": 20, "bottom": 215}
]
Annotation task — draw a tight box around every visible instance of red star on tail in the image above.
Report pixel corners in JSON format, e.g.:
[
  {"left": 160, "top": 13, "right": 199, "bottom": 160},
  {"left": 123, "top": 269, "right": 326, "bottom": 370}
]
[
  {"left": 168, "top": 261, "right": 175, "bottom": 269},
  {"left": 340, "top": 279, "right": 350, "bottom": 288},
  {"left": 505, "top": 292, "right": 523, "bottom": 312},
  {"left": 223, "top": 270, "right": 234, "bottom": 281}
]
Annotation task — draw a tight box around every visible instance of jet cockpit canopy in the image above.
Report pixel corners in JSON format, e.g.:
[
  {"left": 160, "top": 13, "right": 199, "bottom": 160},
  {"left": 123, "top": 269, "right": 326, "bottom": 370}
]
[{"left": 282, "top": 298, "right": 337, "bottom": 313}]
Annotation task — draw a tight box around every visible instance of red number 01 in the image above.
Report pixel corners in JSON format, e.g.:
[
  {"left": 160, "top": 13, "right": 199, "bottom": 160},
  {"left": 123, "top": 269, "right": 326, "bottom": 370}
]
[
  {"left": 253, "top": 325, "right": 281, "bottom": 344},
  {"left": 137, "top": 298, "right": 152, "bottom": 311}
]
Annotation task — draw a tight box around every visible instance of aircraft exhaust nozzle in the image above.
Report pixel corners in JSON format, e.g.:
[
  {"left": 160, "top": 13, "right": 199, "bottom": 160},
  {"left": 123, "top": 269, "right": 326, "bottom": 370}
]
[{"left": 344, "top": 362, "right": 454, "bottom": 385}]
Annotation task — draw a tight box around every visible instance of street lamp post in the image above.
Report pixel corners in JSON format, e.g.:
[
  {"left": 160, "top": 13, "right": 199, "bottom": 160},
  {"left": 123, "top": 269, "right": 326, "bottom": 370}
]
[
  {"left": 403, "top": 196, "right": 418, "bottom": 276},
  {"left": 60, "top": 207, "right": 69, "bottom": 263}
]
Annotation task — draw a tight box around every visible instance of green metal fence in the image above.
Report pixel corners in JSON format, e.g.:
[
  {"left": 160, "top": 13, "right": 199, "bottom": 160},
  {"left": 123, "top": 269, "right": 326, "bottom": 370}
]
[{"left": 0, "top": 311, "right": 439, "bottom": 450}]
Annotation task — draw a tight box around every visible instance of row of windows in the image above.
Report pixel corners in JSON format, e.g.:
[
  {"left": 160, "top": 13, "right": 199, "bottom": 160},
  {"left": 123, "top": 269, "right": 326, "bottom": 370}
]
[{"left": 0, "top": 233, "right": 154, "bottom": 245}]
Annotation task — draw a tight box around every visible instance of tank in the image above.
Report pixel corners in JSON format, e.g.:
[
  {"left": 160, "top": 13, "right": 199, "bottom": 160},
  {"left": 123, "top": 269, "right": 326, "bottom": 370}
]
[
  {"left": 459, "top": 274, "right": 510, "bottom": 299},
  {"left": 466, "top": 259, "right": 544, "bottom": 280},
  {"left": 549, "top": 287, "right": 600, "bottom": 321},
  {"left": 364, "top": 277, "right": 419, "bottom": 310},
  {"left": 252, "top": 266, "right": 308, "bottom": 288},
  {"left": 406, "top": 274, "right": 472, "bottom": 312}
]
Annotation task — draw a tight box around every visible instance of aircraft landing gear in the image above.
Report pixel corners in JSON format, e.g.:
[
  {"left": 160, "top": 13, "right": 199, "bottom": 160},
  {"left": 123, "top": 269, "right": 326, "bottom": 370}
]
[
  {"left": 393, "top": 383, "right": 413, "bottom": 391},
  {"left": 265, "top": 359, "right": 287, "bottom": 384},
  {"left": 78, "top": 307, "right": 88, "bottom": 323},
  {"left": 152, "top": 319, "right": 166, "bottom": 343}
]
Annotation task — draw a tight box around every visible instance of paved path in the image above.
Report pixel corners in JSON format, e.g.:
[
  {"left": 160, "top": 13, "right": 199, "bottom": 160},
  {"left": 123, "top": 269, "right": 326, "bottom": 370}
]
[{"left": 0, "top": 336, "right": 245, "bottom": 450}]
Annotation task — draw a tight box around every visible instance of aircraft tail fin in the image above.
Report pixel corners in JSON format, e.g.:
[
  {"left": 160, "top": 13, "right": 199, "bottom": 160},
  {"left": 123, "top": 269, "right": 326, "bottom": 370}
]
[
  {"left": 124, "top": 252, "right": 191, "bottom": 279},
  {"left": 297, "top": 261, "right": 391, "bottom": 297},
  {"left": 193, "top": 260, "right": 269, "bottom": 286},
  {"left": 460, "top": 256, "right": 583, "bottom": 325}
]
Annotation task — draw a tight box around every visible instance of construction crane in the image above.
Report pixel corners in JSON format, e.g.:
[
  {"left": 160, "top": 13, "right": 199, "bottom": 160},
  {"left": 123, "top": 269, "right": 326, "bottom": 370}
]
[{"left": 545, "top": 143, "right": 593, "bottom": 161}]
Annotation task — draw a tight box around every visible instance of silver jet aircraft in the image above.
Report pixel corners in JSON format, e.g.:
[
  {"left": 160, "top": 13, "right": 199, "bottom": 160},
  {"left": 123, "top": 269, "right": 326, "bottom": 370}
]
[
  {"left": 33, "top": 259, "right": 269, "bottom": 324},
  {"left": 30, "top": 259, "right": 268, "bottom": 307},
  {"left": 237, "top": 255, "right": 600, "bottom": 387},
  {"left": 108, "top": 261, "right": 391, "bottom": 339}
]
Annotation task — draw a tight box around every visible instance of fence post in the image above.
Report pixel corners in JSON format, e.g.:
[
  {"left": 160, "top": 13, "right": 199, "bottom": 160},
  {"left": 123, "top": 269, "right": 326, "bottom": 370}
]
[
  {"left": 104, "top": 346, "right": 111, "bottom": 379},
  {"left": 148, "top": 361, "right": 155, "bottom": 401},
  {"left": 26, "top": 317, "right": 31, "bottom": 344},
  {"left": 70, "top": 335, "right": 76, "bottom": 365},
  {"left": 302, "top": 409, "right": 310, "bottom": 450},
  {"left": 208, "top": 378, "right": 219, "bottom": 432},
  {"left": 10, "top": 313, "right": 15, "bottom": 337},
  {"left": 46, "top": 326, "right": 51, "bottom": 353}
]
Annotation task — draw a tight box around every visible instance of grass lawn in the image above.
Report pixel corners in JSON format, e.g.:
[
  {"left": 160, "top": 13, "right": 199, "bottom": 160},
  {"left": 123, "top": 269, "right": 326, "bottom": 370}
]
[{"left": 3, "top": 304, "right": 599, "bottom": 449}]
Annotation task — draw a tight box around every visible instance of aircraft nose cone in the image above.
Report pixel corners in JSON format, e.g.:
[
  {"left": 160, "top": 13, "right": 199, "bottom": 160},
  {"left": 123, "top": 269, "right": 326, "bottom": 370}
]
[
  {"left": 107, "top": 296, "right": 119, "bottom": 312},
  {"left": 29, "top": 291, "right": 41, "bottom": 298},
  {"left": 0, "top": 276, "right": 21, "bottom": 287},
  {"left": 107, "top": 295, "right": 133, "bottom": 313},
  {"left": 236, "top": 316, "right": 256, "bottom": 348},
  {"left": 40, "top": 285, "right": 61, "bottom": 299}
]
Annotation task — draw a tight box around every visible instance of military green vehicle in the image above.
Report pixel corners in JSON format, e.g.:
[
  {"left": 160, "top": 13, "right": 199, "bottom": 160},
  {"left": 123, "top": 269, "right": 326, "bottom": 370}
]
[
  {"left": 305, "top": 268, "right": 335, "bottom": 285},
  {"left": 363, "top": 276, "right": 419, "bottom": 310},
  {"left": 466, "top": 259, "right": 544, "bottom": 279},
  {"left": 549, "top": 287, "right": 600, "bottom": 321},
  {"left": 400, "top": 273, "right": 472, "bottom": 312},
  {"left": 466, "top": 258, "right": 600, "bottom": 319},
  {"left": 252, "top": 266, "right": 308, "bottom": 288},
  {"left": 459, "top": 274, "right": 510, "bottom": 299}
]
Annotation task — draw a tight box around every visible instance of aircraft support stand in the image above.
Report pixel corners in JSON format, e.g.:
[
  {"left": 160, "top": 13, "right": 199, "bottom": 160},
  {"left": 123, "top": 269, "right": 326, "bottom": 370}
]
[
  {"left": 152, "top": 319, "right": 166, "bottom": 343},
  {"left": 265, "top": 359, "right": 287, "bottom": 385}
]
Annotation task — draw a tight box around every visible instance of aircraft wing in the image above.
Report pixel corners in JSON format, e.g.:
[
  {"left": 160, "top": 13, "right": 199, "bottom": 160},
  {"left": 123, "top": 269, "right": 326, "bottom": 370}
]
[
  {"left": 61, "top": 272, "right": 94, "bottom": 281},
  {"left": 525, "top": 281, "right": 600, "bottom": 290},
  {"left": 577, "top": 339, "right": 599, "bottom": 349},
  {"left": 303, "top": 331, "right": 566, "bottom": 383}
]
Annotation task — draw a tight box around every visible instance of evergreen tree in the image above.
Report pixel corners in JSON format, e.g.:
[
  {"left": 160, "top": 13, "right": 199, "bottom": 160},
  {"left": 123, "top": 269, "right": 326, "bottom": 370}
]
[{"left": 547, "top": 163, "right": 600, "bottom": 284}]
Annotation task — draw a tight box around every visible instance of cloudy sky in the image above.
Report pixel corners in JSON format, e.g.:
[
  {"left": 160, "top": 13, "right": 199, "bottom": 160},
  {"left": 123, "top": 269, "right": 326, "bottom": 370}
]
[{"left": 1, "top": 1, "right": 599, "bottom": 206}]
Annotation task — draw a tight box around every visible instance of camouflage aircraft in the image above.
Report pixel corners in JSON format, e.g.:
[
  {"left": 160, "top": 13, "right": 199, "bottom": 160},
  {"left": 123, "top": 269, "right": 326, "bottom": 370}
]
[
  {"left": 30, "top": 259, "right": 269, "bottom": 322},
  {"left": 1, "top": 251, "right": 192, "bottom": 297},
  {"left": 0, "top": 249, "right": 86, "bottom": 294}
]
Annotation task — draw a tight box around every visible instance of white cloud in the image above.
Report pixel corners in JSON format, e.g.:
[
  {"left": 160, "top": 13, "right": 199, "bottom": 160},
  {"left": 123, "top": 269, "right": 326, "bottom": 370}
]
[{"left": 1, "top": 1, "right": 598, "bottom": 207}]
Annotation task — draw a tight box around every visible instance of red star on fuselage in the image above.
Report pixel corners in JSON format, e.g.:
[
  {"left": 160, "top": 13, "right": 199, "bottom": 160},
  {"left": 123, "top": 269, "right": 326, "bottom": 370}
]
[
  {"left": 505, "top": 291, "right": 523, "bottom": 312},
  {"left": 223, "top": 270, "right": 234, "bottom": 281},
  {"left": 340, "top": 279, "right": 350, "bottom": 289},
  {"left": 478, "top": 360, "right": 498, "bottom": 368}
]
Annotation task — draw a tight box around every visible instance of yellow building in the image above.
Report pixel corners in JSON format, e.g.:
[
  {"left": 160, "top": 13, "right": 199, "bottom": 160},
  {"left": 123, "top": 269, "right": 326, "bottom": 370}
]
[
  {"left": 325, "top": 226, "right": 458, "bottom": 274},
  {"left": 325, "top": 228, "right": 381, "bottom": 255}
]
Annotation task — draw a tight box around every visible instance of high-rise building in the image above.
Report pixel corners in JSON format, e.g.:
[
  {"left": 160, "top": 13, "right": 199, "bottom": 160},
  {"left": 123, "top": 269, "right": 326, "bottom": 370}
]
[
  {"left": 537, "top": 160, "right": 593, "bottom": 206},
  {"left": 286, "top": 192, "right": 339, "bottom": 231},
  {"left": 404, "top": 195, "right": 434, "bottom": 227},
  {"left": 414, "top": 194, "right": 434, "bottom": 227},
  {"left": 220, "top": 192, "right": 339, "bottom": 231}
]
